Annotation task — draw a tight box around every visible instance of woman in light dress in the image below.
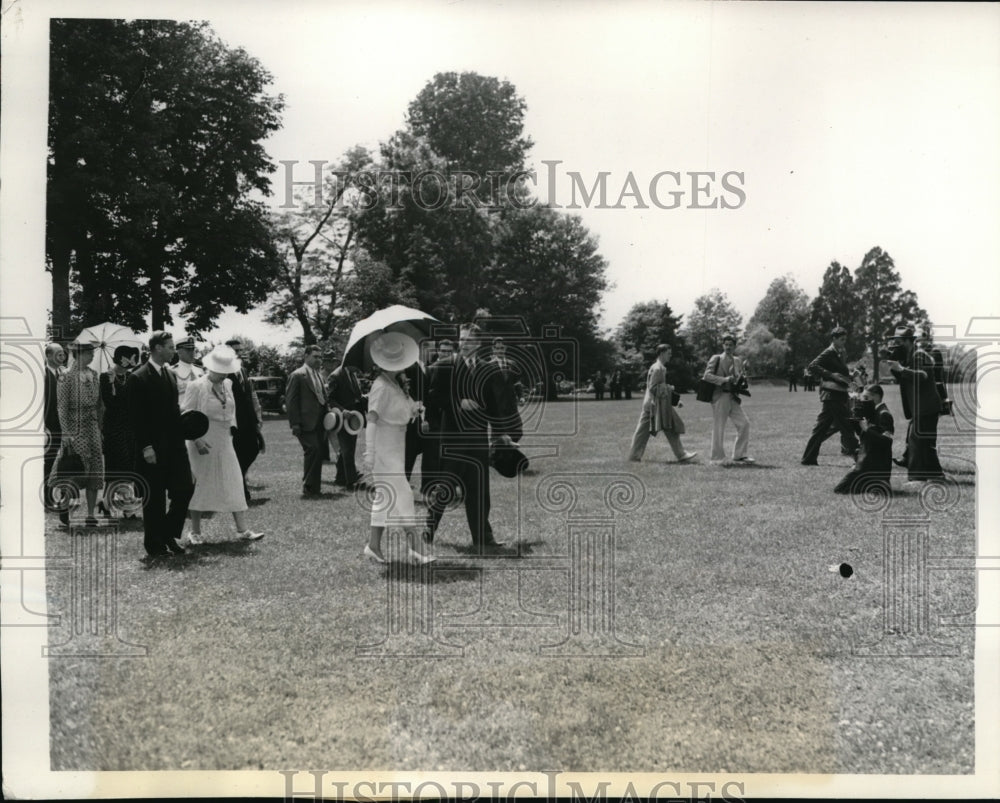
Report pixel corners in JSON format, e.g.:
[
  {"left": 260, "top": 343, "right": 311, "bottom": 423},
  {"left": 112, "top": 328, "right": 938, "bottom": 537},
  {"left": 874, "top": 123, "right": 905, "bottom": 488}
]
[
  {"left": 363, "top": 332, "right": 434, "bottom": 564},
  {"left": 180, "top": 345, "right": 263, "bottom": 545}
]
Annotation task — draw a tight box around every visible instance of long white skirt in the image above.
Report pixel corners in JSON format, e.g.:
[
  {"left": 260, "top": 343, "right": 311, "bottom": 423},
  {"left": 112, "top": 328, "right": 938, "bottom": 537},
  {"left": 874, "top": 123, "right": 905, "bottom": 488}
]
[
  {"left": 187, "top": 419, "right": 248, "bottom": 513},
  {"left": 369, "top": 422, "right": 417, "bottom": 528}
]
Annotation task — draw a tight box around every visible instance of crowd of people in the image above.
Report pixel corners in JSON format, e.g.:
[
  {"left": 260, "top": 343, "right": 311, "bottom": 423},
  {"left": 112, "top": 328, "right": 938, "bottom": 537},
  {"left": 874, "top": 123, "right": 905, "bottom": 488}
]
[
  {"left": 43, "top": 317, "right": 950, "bottom": 564},
  {"left": 625, "top": 323, "right": 951, "bottom": 496}
]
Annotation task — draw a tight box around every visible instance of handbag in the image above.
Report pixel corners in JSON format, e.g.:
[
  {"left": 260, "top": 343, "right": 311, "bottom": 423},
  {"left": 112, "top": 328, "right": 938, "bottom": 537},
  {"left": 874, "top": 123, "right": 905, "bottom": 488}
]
[
  {"left": 53, "top": 442, "right": 85, "bottom": 479},
  {"left": 696, "top": 355, "right": 720, "bottom": 403}
]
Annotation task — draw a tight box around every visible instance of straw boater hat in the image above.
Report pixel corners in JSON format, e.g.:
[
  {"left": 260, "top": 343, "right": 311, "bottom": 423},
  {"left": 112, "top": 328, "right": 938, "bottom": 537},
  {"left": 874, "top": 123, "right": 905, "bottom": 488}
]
[
  {"left": 202, "top": 344, "right": 241, "bottom": 374},
  {"left": 323, "top": 408, "right": 343, "bottom": 432},
  {"left": 370, "top": 331, "right": 418, "bottom": 372}
]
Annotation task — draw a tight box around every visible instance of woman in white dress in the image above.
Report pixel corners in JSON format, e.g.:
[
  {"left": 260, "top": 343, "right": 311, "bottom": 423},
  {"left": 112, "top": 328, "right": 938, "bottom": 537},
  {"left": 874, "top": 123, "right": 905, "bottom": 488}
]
[
  {"left": 180, "top": 345, "right": 263, "bottom": 544},
  {"left": 363, "top": 332, "right": 434, "bottom": 564}
]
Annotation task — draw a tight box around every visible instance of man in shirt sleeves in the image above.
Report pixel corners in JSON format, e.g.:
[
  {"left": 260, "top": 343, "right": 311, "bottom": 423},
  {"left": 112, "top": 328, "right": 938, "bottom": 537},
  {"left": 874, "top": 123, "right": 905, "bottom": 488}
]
[{"left": 127, "top": 331, "right": 194, "bottom": 558}]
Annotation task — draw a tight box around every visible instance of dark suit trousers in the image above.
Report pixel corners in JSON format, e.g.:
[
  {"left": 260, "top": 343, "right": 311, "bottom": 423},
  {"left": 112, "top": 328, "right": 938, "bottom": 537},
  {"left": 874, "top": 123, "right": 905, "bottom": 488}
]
[
  {"left": 137, "top": 451, "right": 193, "bottom": 554},
  {"left": 426, "top": 443, "right": 493, "bottom": 545},
  {"left": 802, "top": 394, "right": 859, "bottom": 462},
  {"left": 335, "top": 431, "right": 359, "bottom": 488},
  {"left": 419, "top": 433, "right": 441, "bottom": 495},
  {"left": 297, "top": 427, "right": 324, "bottom": 494},
  {"left": 404, "top": 420, "right": 423, "bottom": 481},
  {"left": 233, "top": 429, "right": 260, "bottom": 481},
  {"left": 43, "top": 431, "right": 61, "bottom": 507},
  {"left": 906, "top": 414, "right": 944, "bottom": 480}
]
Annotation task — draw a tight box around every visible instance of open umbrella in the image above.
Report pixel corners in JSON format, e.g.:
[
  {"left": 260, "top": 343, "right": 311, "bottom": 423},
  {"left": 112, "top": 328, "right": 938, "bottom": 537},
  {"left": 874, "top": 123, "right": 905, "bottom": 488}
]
[
  {"left": 341, "top": 305, "right": 440, "bottom": 370},
  {"left": 74, "top": 322, "right": 144, "bottom": 374}
]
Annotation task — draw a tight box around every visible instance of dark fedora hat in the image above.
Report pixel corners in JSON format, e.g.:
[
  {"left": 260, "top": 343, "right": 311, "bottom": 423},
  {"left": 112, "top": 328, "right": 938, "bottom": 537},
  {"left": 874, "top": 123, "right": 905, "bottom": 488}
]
[
  {"left": 180, "top": 410, "right": 210, "bottom": 440},
  {"left": 490, "top": 442, "right": 529, "bottom": 478}
]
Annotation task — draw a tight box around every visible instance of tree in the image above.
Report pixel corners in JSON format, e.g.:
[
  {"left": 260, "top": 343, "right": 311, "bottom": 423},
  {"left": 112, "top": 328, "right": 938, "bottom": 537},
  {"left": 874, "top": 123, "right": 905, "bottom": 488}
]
[
  {"left": 738, "top": 324, "right": 790, "bottom": 377},
  {"left": 47, "top": 19, "right": 284, "bottom": 335},
  {"left": 406, "top": 71, "right": 533, "bottom": 193},
  {"left": 614, "top": 300, "right": 696, "bottom": 391},
  {"left": 683, "top": 289, "right": 744, "bottom": 364},
  {"left": 854, "top": 246, "right": 930, "bottom": 376},
  {"left": 747, "top": 274, "right": 812, "bottom": 364},
  {"left": 809, "top": 261, "right": 864, "bottom": 360},
  {"left": 265, "top": 146, "right": 373, "bottom": 344}
]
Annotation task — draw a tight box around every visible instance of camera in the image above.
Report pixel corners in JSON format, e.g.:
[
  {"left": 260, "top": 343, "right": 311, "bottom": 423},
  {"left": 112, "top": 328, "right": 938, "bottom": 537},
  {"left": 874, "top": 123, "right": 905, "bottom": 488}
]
[
  {"left": 848, "top": 398, "right": 876, "bottom": 422},
  {"left": 879, "top": 341, "right": 907, "bottom": 362}
]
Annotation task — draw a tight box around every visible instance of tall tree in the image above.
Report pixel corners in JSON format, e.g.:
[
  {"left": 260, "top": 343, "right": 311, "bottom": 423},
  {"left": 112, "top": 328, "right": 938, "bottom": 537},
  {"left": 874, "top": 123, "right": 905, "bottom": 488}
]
[
  {"left": 854, "top": 246, "right": 930, "bottom": 376},
  {"left": 747, "top": 274, "right": 813, "bottom": 362},
  {"left": 809, "top": 261, "right": 864, "bottom": 360},
  {"left": 614, "top": 300, "right": 696, "bottom": 390},
  {"left": 683, "top": 289, "right": 744, "bottom": 363},
  {"left": 265, "top": 146, "right": 373, "bottom": 344},
  {"left": 738, "top": 324, "right": 790, "bottom": 377},
  {"left": 47, "top": 19, "right": 284, "bottom": 335}
]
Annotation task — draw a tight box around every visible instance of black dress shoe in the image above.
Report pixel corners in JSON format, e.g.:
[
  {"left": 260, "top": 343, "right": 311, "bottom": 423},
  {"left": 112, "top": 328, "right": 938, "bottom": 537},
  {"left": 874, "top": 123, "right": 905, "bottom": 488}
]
[
  {"left": 800, "top": 460, "right": 818, "bottom": 466},
  {"left": 59, "top": 510, "right": 70, "bottom": 526},
  {"left": 84, "top": 516, "right": 100, "bottom": 527}
]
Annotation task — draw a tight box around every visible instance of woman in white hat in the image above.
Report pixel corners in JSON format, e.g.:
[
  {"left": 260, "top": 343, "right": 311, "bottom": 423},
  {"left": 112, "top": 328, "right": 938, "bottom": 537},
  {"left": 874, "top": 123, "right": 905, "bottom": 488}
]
[
  {"left": 363, "top": 332, "right": 433, "bottom": 563},
  {"left": 179, "top": 345, "right": 263, "bottom": 544}
]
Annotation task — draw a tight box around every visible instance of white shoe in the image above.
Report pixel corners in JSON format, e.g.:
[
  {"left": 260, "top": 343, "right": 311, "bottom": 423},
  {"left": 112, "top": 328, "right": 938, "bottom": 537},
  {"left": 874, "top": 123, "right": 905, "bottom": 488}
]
[
  {"left": 238, "top": 530, "right": 264, "bottom": 541},
  {"left": 408, "top": 547, "right": 436, "bottom": 564},
  {"left": 678, "top": 451, "right": 698, "bottom": 463},
  {"left": 181, "top": 531, "right": 202, "bottom": 546},
  {"left": 363, "top": 544, "right": 387, "bottom": 563},
  {"left": 734, "top": 456, "right": 756, "bottom": 464}
]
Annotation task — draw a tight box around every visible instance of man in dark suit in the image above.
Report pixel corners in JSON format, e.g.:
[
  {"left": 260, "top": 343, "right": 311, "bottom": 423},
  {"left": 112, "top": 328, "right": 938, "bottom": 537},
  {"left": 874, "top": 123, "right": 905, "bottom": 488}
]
[
  {"left": 801, "top": 325, "right": 860, "bottom": 465},
  {"left": 883, "top": 324, "right": 945, "bottom": 481},
  {"left": 326, "top": 362, "right": 367, "bottom": 491},
  {"left": 285, "top": 345, "right": 329, "bottom": 497},
  {"left": 483, "top": 337, "right": 524, "bottom": 445},
  {"left": 225, "top": 338, "right": 264, "bottom": 502},
  {"left": 424, "top": 325, "right": 505, "bottom": 552},
  {"left": 127, "top": 331, "right": 194, "bottom": 558},
  {"left": 43, "top": 342, "right": 66, "bottom": 506},
  {"left": 835, "top": 384, "right": 894, "bottom": 494},
  {"left": 403, "top": 356, "right": 429, "bottom": 483}
]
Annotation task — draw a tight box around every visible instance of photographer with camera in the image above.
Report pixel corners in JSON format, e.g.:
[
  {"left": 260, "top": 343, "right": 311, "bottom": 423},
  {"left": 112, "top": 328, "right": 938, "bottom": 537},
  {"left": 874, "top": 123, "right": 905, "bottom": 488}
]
[
  {"left": 702, "top": 333, "right": 754, "bottom": 465},
  {"left": 800, "top": 325, "right": 860, "bottom": 465},
  {"left": 881, "top": 324, "right": 945, "bottom": 482},
  {"left": 834, "top": 384, "right": 894, "bottom": 494}
]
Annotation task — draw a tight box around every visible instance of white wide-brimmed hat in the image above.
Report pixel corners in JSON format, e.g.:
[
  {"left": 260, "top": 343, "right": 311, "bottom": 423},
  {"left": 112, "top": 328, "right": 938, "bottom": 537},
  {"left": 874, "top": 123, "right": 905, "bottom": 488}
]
[
  {"left": 370, "top": 331, "right": 418, "bottom": 372},
  {"left": 202, "top": 344, "right": 242, "bottom": 375}
]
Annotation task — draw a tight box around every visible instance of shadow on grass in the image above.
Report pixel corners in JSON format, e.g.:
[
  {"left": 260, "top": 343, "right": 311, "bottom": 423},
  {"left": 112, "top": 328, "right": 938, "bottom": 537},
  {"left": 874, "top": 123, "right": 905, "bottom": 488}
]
[
  {"left": 714, "top": 462, "right": 781, "bottom": 470},
  {"left": 247, "top": 496, "right": 271, "bottom": 507}
]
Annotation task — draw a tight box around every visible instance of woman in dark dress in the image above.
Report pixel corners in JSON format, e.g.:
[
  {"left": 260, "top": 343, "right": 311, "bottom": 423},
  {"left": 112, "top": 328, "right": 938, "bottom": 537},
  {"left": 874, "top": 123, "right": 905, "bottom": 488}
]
[{"left": 100, "top": 346, "right": 140, "bottom": 515}]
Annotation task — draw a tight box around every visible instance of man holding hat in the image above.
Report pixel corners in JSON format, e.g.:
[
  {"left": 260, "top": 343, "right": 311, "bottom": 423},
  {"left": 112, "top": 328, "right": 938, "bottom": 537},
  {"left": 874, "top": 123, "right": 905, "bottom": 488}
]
[
  {"left": 628, "top": 343, "right": 697, "bottom": 463},
  {"left": 801, "top": 325, "right": 859, "bottom": 465},
  {"left": 326, "top": 359, "right": 368, "bottom": 492},
  {"left": 170, "top": 336, "right": 204, "bottom": 401},
  {"left": 882, "top": 324, "right": 945, "bottom": 481},
  {"left": 285, "top": 345, "right": 329, "bottom": 497},
  {"left": 127, "top": 331, "right": 194, "bottom": 558},
  {"left": 702, "top": 333, "right": 754, "bottom": 464}
]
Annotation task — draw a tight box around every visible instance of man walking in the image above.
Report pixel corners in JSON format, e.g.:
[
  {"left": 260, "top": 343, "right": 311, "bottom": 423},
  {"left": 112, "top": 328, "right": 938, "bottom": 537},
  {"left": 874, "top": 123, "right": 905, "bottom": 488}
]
[
  {"left": 801, "top": 325, "right": 859, "bottom": 465},
  {"left": 285, "top": 345, "right": 329, "bottom": 498},
  {"left": 628, "top": 344, "right": 697, "bottom": 463},
  {"left": 703, "top": 333, "right": 754, "bottom": 465},
  {"left": 127, "top": 331, "right": 194, "bottom": 559},
  {"left": 883, "top": 324, "right": 945, "bottom": 481},
  {"left": 225, "top": 337, "right": 264, "bottom": 501},
  {"left": 424, "top": 325, "right": 505, "bottom": 552},
  {"left": 43, "top": 342, "right": 66, "bottom": 505},
  {"left": 169, "top": 337, "right": 204, "bottom": 402}
]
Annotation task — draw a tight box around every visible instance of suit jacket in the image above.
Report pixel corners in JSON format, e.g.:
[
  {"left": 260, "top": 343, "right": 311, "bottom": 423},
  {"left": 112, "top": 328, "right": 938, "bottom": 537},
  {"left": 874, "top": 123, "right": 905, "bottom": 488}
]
[
  {"left": 127, "top": 361, "right": 186, "bottom": 462},
  {"left": 44, "top": 366, "right": 63, "bottom": 433},
  {"left": 482, "top": 357, "right": 523, "bottom": 440},
  {"left": 228, "top": 368, "right": 261, "bottom": 432},
  {"left": 285, "top": 366, "right": 327, "bottom": 432},
  {"left": 703, "top": 353, "right": 748, "bottom": 403},
  {"left": 426, "top": 355, "right": 491, "bottom": 442},
  {"left": 891, "top": 348, "right": 942, "bottom": 420},
  {"left": 808, "top": 344, "right": 852, "bottom": 396},
  {"left": 326, "top": 366, "right": 366, "bottom": 414}
]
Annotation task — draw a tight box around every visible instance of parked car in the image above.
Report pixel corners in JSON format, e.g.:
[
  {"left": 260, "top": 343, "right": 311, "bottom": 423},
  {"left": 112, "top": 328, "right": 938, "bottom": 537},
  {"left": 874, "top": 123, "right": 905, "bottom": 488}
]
[{"left": 251, "top": 376, "right": 286, "bottom": 415}]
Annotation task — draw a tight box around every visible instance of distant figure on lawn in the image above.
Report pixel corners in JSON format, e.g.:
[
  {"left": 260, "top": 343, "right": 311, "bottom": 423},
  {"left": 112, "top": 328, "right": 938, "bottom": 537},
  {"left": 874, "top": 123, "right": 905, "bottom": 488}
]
[
  {"left": 609, "top": 369, "right": 623, "bottom": 400},
  {"left": 834, "top": 384, "right": 894, "bottom": 495},
  {"left": 628, "top": 344, "right": 697, "bottom": 464},
  {"left": 593, "top": 370, "right": 606, "bottom": 400},
  {"left": 702, "top": 333, "right": 754, "bottom": 465},
  {"left": 801, "top": 325, "right": 859, "bottom": 465},
  {"left": 787, "top": 364, "right": 798, "bottom": 392}
]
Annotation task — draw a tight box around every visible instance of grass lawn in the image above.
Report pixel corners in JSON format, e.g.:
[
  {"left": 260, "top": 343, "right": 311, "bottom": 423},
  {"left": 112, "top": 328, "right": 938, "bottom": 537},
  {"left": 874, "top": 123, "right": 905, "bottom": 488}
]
[{"left": 45, "top": 385, "right": 977, "bottom": 773}]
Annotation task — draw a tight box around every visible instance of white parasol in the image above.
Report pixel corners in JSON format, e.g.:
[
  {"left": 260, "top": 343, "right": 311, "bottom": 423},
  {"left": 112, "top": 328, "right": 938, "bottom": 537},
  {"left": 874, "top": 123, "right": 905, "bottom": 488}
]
[
  {"left": 341, "top": 305, "right": 439, "bottom": 370},
  {"left": 73, "top": 322, "right": 144, "bottom": 374}
]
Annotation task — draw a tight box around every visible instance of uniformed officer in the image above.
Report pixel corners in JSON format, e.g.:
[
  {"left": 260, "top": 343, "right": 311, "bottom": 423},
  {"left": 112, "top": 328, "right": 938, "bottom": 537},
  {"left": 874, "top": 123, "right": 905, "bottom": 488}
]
[{"left": 170, "top": 337, "right": 204, "bottom": 403}]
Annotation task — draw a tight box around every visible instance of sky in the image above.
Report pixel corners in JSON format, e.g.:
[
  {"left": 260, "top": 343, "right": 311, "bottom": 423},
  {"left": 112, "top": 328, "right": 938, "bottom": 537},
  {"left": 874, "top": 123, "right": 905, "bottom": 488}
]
[{"left": 8, "top": 0, "right": 1000, "bottom": 348}]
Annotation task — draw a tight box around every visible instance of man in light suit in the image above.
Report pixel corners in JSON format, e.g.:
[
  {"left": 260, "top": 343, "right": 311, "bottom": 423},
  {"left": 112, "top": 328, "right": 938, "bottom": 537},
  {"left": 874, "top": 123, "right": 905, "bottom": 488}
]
[
  {"left": 703, "top": 333, "right": 755, "bottom": 464},
  {"left": 285, "top": 345, "right": 329, "bottom": 498},
  {"left": 628, "top": 344, "right": 697, "bottom": 463},
  {"left": 127, "top": 331, "right": 194, "bottom": 559}
]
